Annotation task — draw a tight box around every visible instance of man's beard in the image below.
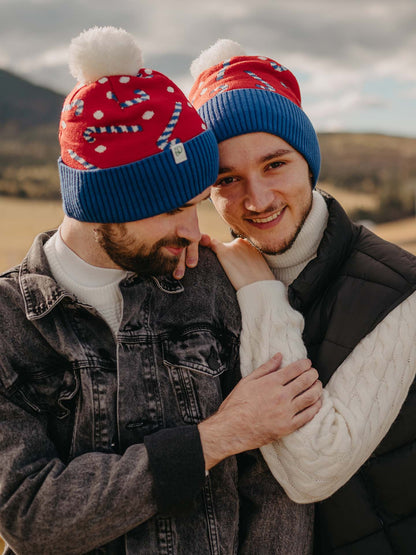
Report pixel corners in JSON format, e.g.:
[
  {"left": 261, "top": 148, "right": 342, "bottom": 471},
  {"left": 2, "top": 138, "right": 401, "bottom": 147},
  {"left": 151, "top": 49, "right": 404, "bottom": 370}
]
[
  {"left": 95, "top": 224, "right": 190, "bottom": 277},
  {"left": 230, "top": 195, "right": 313, "bottom": 256},
  {"left": 230, "top": 213, "right": 305, "bottom": 255}
]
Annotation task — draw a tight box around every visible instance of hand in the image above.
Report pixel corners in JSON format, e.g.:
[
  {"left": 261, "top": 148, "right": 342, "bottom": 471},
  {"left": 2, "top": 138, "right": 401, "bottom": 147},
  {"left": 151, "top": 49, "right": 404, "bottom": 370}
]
[
  {"left": 198, "top": 354, "right": 322, "bottom": 470},
  {"left": 172, "top": 234, "right": 211, "bottom": 280},
  {"left": 204, "top": 237, "right": 275, "bottom": 290}
]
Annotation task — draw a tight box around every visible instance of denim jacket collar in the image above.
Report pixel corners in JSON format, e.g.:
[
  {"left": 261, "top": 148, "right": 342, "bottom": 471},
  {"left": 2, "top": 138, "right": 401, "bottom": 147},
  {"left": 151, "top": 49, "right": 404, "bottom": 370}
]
[
  {"left": 151, "top": 275, "right": 184, "bottom": 294},
  {"left": 19, "top": 231, "right": 185, "bottom": 321},
  {"left": 18, "top": 231, "right": 76, "bottom": 321}
]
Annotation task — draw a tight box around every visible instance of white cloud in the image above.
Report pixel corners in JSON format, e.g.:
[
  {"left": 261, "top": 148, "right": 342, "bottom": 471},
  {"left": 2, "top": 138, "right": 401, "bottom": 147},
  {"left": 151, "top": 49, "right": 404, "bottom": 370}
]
[
  {"left": 403, "top": 86, "right": 416, "bottom": 99},
  {"left": 19, "top": 46, "right": 68, "bottom": 72},
  {"left": 0, "top": 0, "right": 415, "bottom": 136},
  {"left": 0, "top": 48, "right": 9, "bottom": 67},
  {"left": 308, "top": 90, "right": 382, "bottom": 119},
  {"left": 373, "top": 41, "right": 416, "bottom": 83}
]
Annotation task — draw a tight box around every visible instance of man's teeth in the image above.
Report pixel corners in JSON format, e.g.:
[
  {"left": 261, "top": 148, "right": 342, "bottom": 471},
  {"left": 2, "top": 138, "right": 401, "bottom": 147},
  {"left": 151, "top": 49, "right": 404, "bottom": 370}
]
[{"left": 251, "top": 209, "right": 283, "bottom": 224}]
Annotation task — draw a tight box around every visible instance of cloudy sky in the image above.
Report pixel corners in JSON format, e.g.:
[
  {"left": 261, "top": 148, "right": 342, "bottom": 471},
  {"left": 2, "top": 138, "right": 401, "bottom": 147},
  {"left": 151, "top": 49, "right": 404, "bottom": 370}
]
[{"left": 1, "top": 0, "right": 415, "bottom": 137}]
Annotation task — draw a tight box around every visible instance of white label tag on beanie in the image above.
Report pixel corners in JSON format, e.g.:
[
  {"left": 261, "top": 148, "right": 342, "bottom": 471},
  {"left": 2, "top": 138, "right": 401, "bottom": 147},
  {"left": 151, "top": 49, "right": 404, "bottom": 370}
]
[{"left": 170, "top": 142, "right": 188, "bottom": 164}]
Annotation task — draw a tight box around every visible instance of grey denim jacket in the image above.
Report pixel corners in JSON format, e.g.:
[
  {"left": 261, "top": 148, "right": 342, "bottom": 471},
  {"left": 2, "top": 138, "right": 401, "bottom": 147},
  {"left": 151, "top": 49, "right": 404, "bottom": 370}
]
[
  {"left": 0, "top": 231, "right": 246, "bottom": 554},
  {"left": 0, "top": 232, "right": 314, "bottom": 555}
]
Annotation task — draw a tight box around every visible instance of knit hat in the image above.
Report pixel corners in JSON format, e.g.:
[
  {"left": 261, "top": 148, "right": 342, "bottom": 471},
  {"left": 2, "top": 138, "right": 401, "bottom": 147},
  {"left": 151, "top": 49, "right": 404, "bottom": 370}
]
[
  {"left": 189, "top": 39, "right": 320, "bottom": 187},
  {"left": 58, "top": 26, "right": 218, "bottom": 223}
]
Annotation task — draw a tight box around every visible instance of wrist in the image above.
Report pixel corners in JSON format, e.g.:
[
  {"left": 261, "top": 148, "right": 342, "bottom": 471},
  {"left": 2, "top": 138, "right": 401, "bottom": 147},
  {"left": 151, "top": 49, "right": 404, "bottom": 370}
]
[{"left": 198, "top": 413, "right": 244, "bottom": 471}]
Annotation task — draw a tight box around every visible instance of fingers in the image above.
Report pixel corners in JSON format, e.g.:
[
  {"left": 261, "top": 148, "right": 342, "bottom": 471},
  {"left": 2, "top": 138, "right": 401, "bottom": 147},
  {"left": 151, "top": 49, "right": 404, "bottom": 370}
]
[
  {"left": 287, "top": 366, "right": 319, "bottom": 397},
  {"left": 248, "top": 353, "right": 283, "bottom": 379},
  {"left": 172, "top": 241, "right": 201, "bottom": 280},
  {"left": 249, "top": 357, "right": 314, "bottom": 387},
  {"left": 292, "top": 396, "right": 323, "bottom": 429},
  {"left": 199, "top": 233, "right": 212, "bottom": 247},
  {"left": 173, "top": 249, "right": 186, "bottom": 280},
  {"left": 205, "top": 357, "right": 323, "bottom": 453},
  {"left": 185, "top": 240, "right": 199, "bottom": 269},
  {"left": 293, "top": 379, "right": 322, "bottom": 413},
  {"left": 203, "top": 236, "right": 222, "bottom": 254},
  {"left": 197, "top": 234, "right": 218, "bottom": 251},
  {"left": 206, "top": 238, "right": 275, "bottom": 290},
  {"left": 274, "top": 358, "right": 313, "bottom": 385}
]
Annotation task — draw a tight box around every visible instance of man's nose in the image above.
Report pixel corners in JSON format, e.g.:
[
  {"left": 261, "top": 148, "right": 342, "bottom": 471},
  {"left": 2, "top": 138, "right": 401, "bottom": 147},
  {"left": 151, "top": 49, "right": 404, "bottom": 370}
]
[
  {"left": 176, "top": 206, "right": 202, "bottom": 243},
  {"left": 243, "top": 178, "right": 275, "bottom": 213}
]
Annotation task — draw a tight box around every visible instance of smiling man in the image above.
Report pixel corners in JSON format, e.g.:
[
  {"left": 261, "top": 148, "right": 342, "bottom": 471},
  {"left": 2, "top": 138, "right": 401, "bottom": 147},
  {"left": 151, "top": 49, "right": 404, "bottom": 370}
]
[
  {"left": 189, "top": 40, "right": 416, "bottom": 554},
  {"left": 0, "top": 28, "right": 324, "bottom": 555},
  {"left": 213, "top": 133, "right": 313, "bottom": 255}
]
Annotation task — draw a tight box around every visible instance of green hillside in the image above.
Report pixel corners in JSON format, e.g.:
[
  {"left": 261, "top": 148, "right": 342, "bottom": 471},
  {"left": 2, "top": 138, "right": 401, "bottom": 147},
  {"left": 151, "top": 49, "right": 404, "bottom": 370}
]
[{"left": 0, "top": 68, "right": 65, "bottom": 129}]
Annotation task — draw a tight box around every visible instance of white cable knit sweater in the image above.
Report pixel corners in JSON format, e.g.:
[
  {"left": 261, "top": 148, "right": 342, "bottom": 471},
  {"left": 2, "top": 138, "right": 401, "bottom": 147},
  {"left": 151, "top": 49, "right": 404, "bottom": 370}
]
[{"left": 237, "top": 191, "right": 416, "bottom": 503}]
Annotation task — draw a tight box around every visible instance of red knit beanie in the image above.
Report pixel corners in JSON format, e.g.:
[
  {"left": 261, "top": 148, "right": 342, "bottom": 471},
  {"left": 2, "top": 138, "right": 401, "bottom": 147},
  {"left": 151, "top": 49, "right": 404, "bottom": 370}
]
[{"left": 58, "top": 27, "right": 218, "bottom": 223}]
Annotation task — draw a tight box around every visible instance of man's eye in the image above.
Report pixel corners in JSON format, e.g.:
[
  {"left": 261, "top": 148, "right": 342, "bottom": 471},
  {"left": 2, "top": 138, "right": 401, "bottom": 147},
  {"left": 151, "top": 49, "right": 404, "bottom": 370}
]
[
  {"left": 167, "top": 207, "right": 184, "bottom": 215},
  {"left": 267, "top": 161, "right": 284, "bottom": 170},
  {"left": 215, "top": 176, "right": 236, "bottom": 187}
]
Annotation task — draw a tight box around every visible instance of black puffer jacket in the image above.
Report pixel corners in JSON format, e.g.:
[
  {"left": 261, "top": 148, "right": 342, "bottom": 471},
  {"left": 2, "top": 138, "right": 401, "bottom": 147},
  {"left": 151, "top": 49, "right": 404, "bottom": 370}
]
[{"left": 288, "top": 194, "right": 416, "bottom": 554}]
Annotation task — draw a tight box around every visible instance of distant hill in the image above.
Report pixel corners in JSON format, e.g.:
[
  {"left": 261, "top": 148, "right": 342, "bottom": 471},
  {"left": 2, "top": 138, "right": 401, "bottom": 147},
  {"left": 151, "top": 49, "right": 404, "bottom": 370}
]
[
  {"left": 319, "top": 132, "right": 416, "bottom": 192},
  {"left": 318, "top": 133, "right": 416, "bottom": 221},
  {"left": 0, "top": 69, "right": 65, "bottom": 198},
  {"left": 0, "top": 70, "right": 415, "bottom": 222},
  {"left": 0, "top": 68, "right": 65, "bottom": 129}
]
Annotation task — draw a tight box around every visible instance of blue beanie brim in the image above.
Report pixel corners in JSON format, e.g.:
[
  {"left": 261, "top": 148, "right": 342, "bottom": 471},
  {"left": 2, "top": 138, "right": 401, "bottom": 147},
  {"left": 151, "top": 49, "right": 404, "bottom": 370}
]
[
  {"left": 197, "top": 89, "right": 320, "bottom": 187},
  {"left": 58, "top": 130, "right": 219, "bottom": 223}
]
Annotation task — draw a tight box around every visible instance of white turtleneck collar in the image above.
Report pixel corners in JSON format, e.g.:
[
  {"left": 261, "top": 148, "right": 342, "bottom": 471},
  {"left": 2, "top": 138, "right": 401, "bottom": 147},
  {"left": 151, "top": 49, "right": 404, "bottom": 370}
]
[
  {"left": 44, "top": 229, "right": 127, "bottom": 336},
  {"left": 263, "top": 190, "right": 329, "bottom": 286}
]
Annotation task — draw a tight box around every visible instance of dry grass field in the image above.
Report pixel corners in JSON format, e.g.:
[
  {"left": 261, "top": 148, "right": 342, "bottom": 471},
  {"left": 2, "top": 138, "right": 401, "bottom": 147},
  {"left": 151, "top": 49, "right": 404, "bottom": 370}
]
[
  {"left": 0, "top": 197, "right": 63, "bottom": 272},
  {"left": 1, "top": 192, "right": 416, "bottom": 273}
]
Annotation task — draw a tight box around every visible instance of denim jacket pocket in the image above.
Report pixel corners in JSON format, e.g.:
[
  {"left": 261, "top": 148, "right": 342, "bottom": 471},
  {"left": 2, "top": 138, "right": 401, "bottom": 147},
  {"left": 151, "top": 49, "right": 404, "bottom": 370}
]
[
  {"left": 13, "top": 365, "right": 79, "bottom": 420},
  {"left": 163, "top": 328, "right": 227, "bottom": 424}
]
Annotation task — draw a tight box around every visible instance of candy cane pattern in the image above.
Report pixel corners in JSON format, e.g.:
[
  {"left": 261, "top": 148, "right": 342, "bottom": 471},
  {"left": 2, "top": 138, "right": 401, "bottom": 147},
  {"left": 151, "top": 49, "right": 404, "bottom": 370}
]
[
  {"left": 83, "top": 125, "right": 143, "bottom": 144},
  {"left": 270, "top": 61, "right": 288, "bottom": 73},
  {"left": 210, "top": 84, "right": 229, "bottom": 96},
  {"left": 137, "top": 69, "right": 154, "bottom": 79},
  {"left": 67, "top": 149, "right": 97, "bottom": 170},
  {"left": 107, "top": 89, "right": 150, "bottom": 109},
  {"left": 157, "top": 102, "right": 182, "bottom": 151},
  {"left": 216, "top": 59, "right": 231, "bottom": 81},
  {"left": 62, "top": 99, "right": 84, "bottom": 116},
  {"left": 245, "top": 71, "right": 276, "bottom": 92}
]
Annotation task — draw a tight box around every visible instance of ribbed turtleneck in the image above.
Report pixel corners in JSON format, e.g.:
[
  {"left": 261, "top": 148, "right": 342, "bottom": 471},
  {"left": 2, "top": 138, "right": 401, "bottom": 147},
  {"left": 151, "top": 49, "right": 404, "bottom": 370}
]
[
  {"left": 263, "top": 190, "right": 329, "bottom": 286},
  {"left": 44, "top": 230, "right": 127, "bottom": 336}
]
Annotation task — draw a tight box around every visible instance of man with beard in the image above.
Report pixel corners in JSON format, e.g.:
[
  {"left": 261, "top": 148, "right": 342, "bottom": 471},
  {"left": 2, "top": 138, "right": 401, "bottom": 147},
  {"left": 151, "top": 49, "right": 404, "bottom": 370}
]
[
  {"left": 187, "top": 40, "right": 416, "bottom": 554},
  {"left": 0, "top": 28, "right": 322, "bottom": 554}
]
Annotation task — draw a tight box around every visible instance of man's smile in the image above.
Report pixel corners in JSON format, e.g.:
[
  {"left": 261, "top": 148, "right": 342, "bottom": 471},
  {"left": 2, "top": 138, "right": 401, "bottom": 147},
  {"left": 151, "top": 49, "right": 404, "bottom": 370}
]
[{"left": 246, "top": 206, "right": 287, "bottom": 228}]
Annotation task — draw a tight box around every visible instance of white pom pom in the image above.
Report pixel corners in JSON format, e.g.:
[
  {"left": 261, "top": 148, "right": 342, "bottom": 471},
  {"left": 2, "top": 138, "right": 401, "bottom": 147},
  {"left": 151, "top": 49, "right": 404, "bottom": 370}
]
[
  {"left": 69, "top": 26, "right": 143, "bottom": 84},
  {"left": 190, "top": 39, "right": 246, "bottom": 79}
]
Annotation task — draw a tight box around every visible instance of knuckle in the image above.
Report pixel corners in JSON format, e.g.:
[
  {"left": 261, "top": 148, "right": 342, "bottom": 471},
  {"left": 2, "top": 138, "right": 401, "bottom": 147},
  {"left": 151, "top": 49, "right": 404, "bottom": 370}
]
[
  {"left": 300, "top": 389, "right": 317, "bottom": 405},
  {"left": 283, "top": 360, "right": 305, "bottom": 378},
  {"left": 304, "top": 368, "right": 319, "bottom": 385},
  {"left": 296, "top": 358, "right": 312, "bottom": 373},
  {"left": 295, "top": 372, "right": 313, "bottom": 390},
  {"left": 310, "top": 368, "right": 319, "bottom": 381},
  {"left": 272, "top": 388, "right": 289, "bottom": 406}
]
